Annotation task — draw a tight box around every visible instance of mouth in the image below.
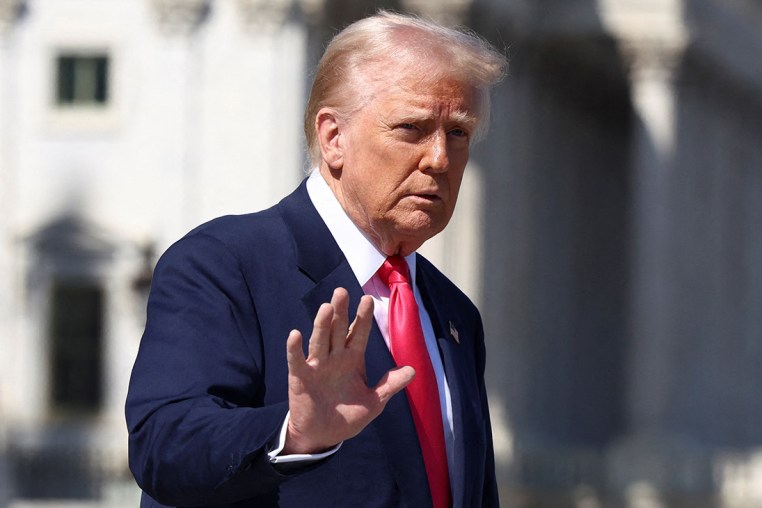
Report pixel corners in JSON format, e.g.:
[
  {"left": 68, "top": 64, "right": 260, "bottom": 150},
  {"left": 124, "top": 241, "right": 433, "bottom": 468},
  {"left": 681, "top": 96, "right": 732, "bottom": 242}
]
[
  {"left": 408, "top": 193, "right": 442, "bottom": 205},
  {"left": 411, "top": 190, "right": 443, "bottom": 201}
]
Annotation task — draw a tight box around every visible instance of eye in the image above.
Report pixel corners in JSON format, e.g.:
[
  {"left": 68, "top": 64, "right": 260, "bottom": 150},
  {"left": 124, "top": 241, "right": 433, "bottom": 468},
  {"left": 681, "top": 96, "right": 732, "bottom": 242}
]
[
  {"left": 448, "top": 127, "right": 469, "bottom": 139},
  {"left": 393, "top": 123, "right": 423, "bottom": 141}
]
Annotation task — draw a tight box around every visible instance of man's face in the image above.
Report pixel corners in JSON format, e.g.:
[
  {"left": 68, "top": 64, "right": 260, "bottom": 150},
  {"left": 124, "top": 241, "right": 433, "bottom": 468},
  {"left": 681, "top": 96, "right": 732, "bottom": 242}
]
[{"left": 323, "top": 70, "right": 479, "bottom": 256}]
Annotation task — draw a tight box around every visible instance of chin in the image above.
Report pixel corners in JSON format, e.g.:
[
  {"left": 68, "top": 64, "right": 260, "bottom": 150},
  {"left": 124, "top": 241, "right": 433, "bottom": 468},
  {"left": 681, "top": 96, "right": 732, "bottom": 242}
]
[
  {"left": 385, "top": 210, "right": 449, "bottom": 241},
  {"left": 399, "top": 222, "right": 446, "bottom": 242}
]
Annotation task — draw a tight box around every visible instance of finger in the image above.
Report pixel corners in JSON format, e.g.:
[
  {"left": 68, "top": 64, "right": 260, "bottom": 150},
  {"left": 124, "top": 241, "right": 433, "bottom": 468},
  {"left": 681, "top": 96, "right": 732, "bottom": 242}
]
[
  {"left": 347, "top": 295, "right": 374, "bottom": 352},
  {"left": 329, "top": 288, "right": 349, "bottom": 353},
  {"left": 372, "top": 366, "right": 415, "bottom": 405},
  {"left": 286, "top": 329, "right": 307, "bottom": 372},
  {"left": 308, "top": 303, "right": 334, "bottom": 361}
]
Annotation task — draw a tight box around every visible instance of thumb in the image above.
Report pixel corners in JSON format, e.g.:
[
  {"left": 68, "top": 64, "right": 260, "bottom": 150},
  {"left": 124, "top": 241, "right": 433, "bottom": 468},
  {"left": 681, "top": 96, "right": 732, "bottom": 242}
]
[{"left": 373, "top": 366, "right": 415, "bottom": 404}]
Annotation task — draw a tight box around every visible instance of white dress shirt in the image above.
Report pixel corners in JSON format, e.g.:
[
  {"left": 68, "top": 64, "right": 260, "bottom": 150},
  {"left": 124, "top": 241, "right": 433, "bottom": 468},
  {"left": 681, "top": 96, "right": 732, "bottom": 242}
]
[{"left": 270, "top": 171, "right": 454, "bottom": 476}]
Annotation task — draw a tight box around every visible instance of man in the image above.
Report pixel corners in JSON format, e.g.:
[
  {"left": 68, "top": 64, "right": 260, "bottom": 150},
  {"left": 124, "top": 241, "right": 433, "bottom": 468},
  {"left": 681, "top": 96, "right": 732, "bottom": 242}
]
[{"left": 126, "top": 11, "right": 506, "bottom": 508}]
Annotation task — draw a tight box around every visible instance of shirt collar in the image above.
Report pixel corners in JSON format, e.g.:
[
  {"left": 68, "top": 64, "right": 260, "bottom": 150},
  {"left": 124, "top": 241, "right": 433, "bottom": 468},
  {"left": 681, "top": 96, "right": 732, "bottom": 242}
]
[{"left": 306, "top": 170, "right": 417, "bottom": 286}]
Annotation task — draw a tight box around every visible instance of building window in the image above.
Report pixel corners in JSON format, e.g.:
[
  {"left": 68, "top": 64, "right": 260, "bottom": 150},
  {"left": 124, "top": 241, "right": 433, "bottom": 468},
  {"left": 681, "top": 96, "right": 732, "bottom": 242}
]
[
  {"left": 49, "top": 282, "right": 104, "bottom": 415},
  {"left": 55, "top": 54, "right": 110, "bottom": 107}
]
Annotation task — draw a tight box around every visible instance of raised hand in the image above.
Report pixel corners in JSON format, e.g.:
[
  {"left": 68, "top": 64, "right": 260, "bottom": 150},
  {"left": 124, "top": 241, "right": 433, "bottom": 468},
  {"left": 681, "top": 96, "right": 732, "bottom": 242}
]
[{"left": 283, "top": 287, "right": 415, "bottom": 454}]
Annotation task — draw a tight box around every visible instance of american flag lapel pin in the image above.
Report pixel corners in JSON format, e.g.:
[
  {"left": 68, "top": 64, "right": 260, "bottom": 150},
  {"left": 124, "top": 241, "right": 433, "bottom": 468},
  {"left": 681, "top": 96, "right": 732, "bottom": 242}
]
[{"left": 449, "top": 321, "right": 460, "bottom": 344}]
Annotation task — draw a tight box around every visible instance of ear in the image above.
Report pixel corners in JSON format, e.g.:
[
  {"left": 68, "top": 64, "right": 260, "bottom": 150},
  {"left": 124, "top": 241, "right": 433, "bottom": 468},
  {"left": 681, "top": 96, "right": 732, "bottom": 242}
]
[{"left": 316, "top": 108, "right": 344, "bottom": 170}]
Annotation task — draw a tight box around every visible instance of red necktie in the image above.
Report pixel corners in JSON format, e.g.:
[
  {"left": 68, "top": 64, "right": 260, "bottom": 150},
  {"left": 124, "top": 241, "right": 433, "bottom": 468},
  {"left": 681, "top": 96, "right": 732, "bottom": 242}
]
[{"left": 378, "top": 256, "right": 451, "bottom": 508}]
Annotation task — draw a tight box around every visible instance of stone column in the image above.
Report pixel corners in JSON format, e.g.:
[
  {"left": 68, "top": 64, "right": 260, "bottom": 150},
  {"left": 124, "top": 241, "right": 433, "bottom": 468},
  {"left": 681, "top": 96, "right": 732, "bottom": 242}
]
[
  {"left": 0, "top": 0, "right": 24, "bottom": 432},
  {"left": 151, "top": 0, "right": 210, "bottom": 35},
  {"left": 164, "top": 0, "right": 308, "bottom": 225},
  {"left": 296, "top": 0, "right": 325, "bottom": 25},
  {"left": 607, "top": 30, "right": 703, "bottom": 508},
  {"left": 0, "top": 0, "right": 22, "bottom": 31},
  {"left": 0, "top": 3, "right": 24, "bottom": 501},
  {"left": 621, "top": 37, "right": 685, "bottom": 439},
  {"left": 148, "top": 0, "right": 209, "bottom": 250},
  {"left": 237, "top": 0, "right": 293, "bottom": 31},
  {"left": 232, "top": 0, "right": 305, "bottom": 206}
]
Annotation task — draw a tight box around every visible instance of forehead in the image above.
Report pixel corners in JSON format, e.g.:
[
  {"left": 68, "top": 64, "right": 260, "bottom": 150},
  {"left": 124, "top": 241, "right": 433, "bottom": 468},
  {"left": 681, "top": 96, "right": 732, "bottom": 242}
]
[
  {"left": 382, "top": 82, "right": 476, "bottom": 120},
  {"left": 361, "top": 61, "right": 478, "bottom": 117}
]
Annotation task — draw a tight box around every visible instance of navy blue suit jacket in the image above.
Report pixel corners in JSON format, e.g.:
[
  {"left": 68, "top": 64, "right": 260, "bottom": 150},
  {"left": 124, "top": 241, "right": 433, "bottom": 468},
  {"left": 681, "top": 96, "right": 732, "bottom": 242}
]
[{"left": 126, "top": 180, "right": 498, "bottom": 507}]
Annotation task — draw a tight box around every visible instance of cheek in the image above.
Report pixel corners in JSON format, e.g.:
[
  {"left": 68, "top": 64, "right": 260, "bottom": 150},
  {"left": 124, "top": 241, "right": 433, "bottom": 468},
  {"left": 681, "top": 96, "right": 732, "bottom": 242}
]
[{"left": 354, "top": 173, "right": 393, "bottom": 213}]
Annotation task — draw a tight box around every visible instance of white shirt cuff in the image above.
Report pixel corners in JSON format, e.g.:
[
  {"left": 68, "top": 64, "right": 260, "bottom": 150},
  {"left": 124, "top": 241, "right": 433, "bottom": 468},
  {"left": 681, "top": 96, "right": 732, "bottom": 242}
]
[{"left": 267, "top": 411, "right": 342, "bottom": 464}]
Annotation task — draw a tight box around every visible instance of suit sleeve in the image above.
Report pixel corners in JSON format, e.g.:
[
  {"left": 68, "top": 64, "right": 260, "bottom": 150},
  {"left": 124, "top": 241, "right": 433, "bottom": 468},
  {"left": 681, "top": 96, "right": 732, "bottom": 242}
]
[{"left": 125, "top": 232, "right": 292, "bottom": 505}]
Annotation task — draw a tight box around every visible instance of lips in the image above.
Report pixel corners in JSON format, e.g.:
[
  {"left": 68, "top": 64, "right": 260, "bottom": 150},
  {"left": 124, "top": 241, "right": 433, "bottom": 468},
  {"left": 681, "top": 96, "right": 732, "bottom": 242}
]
[
  {"left": 403, "top": 194, "right": 444, "bottom": 211},
  {"left": 412, "top": 187, "right": 443, "bottom": 199},
  {"left": 410, "top": 192, "right": 441, "bottom": 202}
]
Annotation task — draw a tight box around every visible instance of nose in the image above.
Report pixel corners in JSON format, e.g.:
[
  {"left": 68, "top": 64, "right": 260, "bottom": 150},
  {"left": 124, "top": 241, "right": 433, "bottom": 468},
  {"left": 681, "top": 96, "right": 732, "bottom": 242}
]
[{"left": 419, "top": 131, "right": 449, "bottom": 173}]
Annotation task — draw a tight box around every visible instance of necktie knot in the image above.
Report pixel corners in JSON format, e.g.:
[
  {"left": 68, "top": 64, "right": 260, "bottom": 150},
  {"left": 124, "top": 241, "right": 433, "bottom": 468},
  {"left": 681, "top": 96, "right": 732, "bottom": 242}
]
[{"left": 377, "top": 255, "right": 411, "bottom": 287}]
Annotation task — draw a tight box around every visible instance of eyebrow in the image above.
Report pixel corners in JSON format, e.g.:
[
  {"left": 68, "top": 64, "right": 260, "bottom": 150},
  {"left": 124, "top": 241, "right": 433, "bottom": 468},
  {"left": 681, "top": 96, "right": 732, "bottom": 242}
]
[
  {"left": 449, "top": 110, "right": 479, "bottom": 130},
  {"left": 395, "top": 107, "right": 479, "bottom": 130}
]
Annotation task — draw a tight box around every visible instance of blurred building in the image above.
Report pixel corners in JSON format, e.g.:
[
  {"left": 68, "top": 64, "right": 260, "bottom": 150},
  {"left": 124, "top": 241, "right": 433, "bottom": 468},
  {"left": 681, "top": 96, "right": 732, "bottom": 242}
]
[{"left": 0, "top": 0, "right": 761, "bottom": 507}]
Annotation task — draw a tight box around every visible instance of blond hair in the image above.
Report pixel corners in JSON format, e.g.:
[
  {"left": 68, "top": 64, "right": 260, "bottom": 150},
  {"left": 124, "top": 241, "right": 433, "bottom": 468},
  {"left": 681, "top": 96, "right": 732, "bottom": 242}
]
[{"left": 304, "top": 11, "right": 507, "bottom": 166}]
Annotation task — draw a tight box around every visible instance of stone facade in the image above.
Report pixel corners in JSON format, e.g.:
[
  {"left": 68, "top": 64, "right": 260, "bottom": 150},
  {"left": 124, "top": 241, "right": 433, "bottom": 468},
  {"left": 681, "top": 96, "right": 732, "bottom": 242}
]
[
  {"left": 1, "top": 0, "right": 761, "bottom": 506},
  {"left": 474, "top": 0, "right": 762, "bottom": 506}
]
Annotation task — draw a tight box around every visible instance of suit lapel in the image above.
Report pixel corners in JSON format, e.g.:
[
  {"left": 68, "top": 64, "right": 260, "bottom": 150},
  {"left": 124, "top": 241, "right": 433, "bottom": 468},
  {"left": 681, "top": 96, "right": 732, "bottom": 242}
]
[
  {"left": 417, "top": 259, "right": 479, "bottom": 508},
  {"left": 278, "top": 181, "right": 432, "bottom": 506}
]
